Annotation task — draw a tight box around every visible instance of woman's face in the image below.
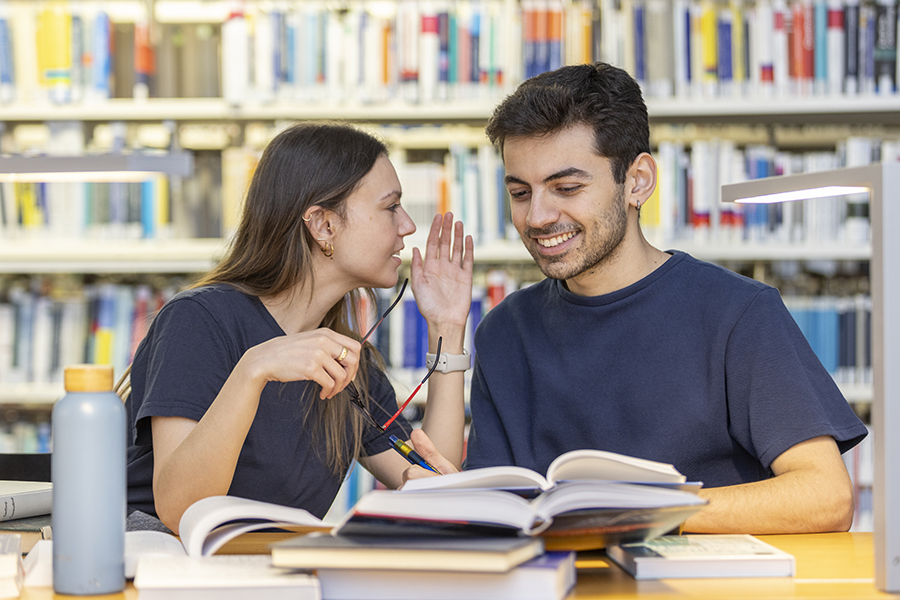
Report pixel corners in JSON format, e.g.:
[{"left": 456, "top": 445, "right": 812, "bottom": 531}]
[{"left": 333, "top": 154, "right": 416, "bottom": 289}]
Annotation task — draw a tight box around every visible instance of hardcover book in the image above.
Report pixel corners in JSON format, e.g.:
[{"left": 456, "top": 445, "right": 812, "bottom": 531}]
[
  {"left": 270, "top": 532, "right": 543, "bottom": 572},
  {"left": 607, "top": 534, "right": 796, "bottom": 579}
]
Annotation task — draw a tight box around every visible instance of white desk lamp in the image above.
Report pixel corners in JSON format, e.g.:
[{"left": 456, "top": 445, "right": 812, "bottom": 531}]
[{"left": 722, "top": 163, "right": 900, "bottom": 593}]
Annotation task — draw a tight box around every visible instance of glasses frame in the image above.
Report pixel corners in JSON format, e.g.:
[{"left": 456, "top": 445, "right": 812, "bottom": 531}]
[{"left": 345, "top": 278, "right": 443, "bottom": 432}]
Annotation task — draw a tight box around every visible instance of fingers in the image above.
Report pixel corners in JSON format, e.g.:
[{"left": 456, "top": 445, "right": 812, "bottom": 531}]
[
  {"left": 296, "top": 332, "right": 360, "bottom": 400},
  {"left": 421, "top": 212, "right": 469, "bottom": 266},
  {"left": 407, "top": 429, "right": 459, "bottom": 475},
  {"left": 321, "top": 336, "right": 360, "bottom": 399},
  {"left": 424, "top": 213, "right": 443, "bottom": 259}
]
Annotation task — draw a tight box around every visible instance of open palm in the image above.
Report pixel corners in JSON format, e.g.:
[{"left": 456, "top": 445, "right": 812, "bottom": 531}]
[{"left": 410, "top": 213, "right": 474, "bottom": 330}]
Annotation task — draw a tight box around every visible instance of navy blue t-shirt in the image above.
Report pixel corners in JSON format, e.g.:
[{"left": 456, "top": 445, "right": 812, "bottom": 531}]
[
  {"left": 464, "top": 251, "right": 867, "bottom": 487},
  {"left": 126, "top": 284, "right": 411, "bottom": 519}
]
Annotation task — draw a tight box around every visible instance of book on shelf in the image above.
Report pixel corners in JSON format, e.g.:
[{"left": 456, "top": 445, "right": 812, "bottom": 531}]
[
  {"left": 606, "top": 534, "right": 796, "bottom": 579},
  {"left": 0, "top": 514, "right": 51, "bottom": 554},
  {"left": 270, "top": 531, "right": 543, "bottom": 573},
  {"left": 133, "top": 554, "right": 320, "bottom": 600},
  {"left": 0, "top": 534, "right": 24, "bottom": 599},
  {"left": 315, "top": 550, "right": 576, "bottom": 600},
  {"left": 334, "top": 449, "right": 706, "bottom": 546},
  {"left": 0, "top": 481, "right": 51, "bottom": 522}
]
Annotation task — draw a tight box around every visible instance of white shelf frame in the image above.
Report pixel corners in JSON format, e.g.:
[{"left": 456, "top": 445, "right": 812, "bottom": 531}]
[
  {"left": 0, "top": 238, "right": 872, "bottom": 274},
  {"left": 3, "top": 96, "right": 900, "bottom": 124},
  {"left": 723, "top": 163, "right": 900, "bottom": 592},
  {"left": 0, "top": 238, "right": 227, "bottom": 274}
]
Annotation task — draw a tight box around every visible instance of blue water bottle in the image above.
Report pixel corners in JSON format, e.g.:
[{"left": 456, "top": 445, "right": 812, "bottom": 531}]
[{"left": 52, "top": 364, "right": 126, "bottom": 595}]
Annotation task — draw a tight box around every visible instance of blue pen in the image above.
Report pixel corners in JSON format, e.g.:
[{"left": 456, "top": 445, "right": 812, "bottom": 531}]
[{"left": 389, "top": 435, "right": 439, "bottom": 474}]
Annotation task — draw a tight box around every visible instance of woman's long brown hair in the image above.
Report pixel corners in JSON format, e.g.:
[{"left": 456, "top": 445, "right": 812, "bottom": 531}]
[{"left": 192, "top": 122, "right": 392, "bottom": 475}]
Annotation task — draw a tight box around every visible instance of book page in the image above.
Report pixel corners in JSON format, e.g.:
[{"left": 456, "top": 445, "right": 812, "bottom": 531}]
[
  {"left": 546, "top": 449, "right": 686, "bottom": 485},
  {"left": 178, "top": 496, "right": 325, "bottom": 558},
  {"left": 400, "top": 465, "right": 551, "bottom": 493},
  {"left": 125, "top": 530, "right": 186, "bottom": 578}
]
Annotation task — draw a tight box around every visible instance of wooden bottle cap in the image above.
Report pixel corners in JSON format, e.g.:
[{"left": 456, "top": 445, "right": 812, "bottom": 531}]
[{"left": 64, "top": 365, "right": 115, "bottom": 392}]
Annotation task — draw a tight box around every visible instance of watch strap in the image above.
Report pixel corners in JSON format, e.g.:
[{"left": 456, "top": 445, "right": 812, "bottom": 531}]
[{"left": 425, "top": 349, "right": 471, "bottom": 373}]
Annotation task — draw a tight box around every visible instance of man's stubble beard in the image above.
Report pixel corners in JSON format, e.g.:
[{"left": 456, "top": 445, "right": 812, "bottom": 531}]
[{"left": 528, "top": 185, "right": 629, "bottom": 281}]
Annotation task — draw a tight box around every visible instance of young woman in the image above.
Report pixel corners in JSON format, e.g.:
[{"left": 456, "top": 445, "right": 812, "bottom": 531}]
[{"left": 124, "top": 123, "right": 473, "bottom": 533}]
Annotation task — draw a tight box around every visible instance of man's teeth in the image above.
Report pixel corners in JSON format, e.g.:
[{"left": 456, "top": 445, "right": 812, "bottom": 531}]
[{"left": 537, "top": 232, "right": 575, "bottom": 248}]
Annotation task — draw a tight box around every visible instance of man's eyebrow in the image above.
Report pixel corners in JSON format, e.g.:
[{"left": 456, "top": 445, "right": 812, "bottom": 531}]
[{"left": 504, "top": 167, "right": 592, "bottom": 186}]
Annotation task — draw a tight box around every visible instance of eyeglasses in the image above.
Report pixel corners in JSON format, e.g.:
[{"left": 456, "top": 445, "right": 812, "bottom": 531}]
[
  {"left": 346, "top": 278, "right": 442, "bottom": 432},
  {"left": 360, "top": 277, "right": 408, "bottom": 346}
]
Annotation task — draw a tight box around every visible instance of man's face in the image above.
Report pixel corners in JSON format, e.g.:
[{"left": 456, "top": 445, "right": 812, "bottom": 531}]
[{"left": 503, "top": 124, "right": 629, "bottom": 284}]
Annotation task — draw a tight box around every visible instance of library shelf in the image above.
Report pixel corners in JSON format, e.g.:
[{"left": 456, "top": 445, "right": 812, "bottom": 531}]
[
  {"left": 0, "top": 238, "right": 227, "bottom": 274},
  {"left": 0, "top": 240, "right": 871, "bottom": 275},
  {"left": 4, "top": 96, "right": 900, "bottom": 126}
]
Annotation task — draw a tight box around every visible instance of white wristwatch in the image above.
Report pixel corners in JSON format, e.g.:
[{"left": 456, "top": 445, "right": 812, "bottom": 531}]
[{"left": 425, "top": 349, "right": 471, "bottom": 373}]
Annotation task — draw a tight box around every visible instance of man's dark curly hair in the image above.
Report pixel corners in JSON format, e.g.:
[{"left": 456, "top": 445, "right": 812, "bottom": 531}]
[{"left": 485, "top": 62, "right": 650, "bottom": 185}]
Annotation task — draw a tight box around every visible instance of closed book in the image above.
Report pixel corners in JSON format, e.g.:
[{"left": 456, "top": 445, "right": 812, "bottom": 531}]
[
  {"left": 607, "top": 534, "right": 796, "bottom": 579},
  {"left": 0, "top": 481, "right": 52, "bottom": 522},
  {"left": 133, "top": 554, "right": 320, "bottom": 600},
  {"left": 316, "top": 551, "right": 576, "bottom": 600},
  {"left": 0, "top": 514, "right": 50, "bottom": 554},
  {"left": 271, "top": 532, "right": 543, "bottom": 573}
]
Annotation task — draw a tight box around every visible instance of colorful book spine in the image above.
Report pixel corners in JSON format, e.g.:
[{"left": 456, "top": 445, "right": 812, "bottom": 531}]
[
  {"left": 858, "top": 0, "right": 877, "bottom": 94},
  {"left": 845, "top": 0, "right": 861, "bottom": 93},
  {"left": 674, "top": 0, "right": 693, "bottom": 96},
  {"left": 827, "top": 0, "right": 846, "bottom": 94},
  {"left": 548, "top": 0, "right": 563, "bottom": 73},
  {"left": 36, "top": 2, "right": 72, "bottom": 104},
  {"left": 222, "top": 5, "right": 250, "bottom": 105},
  {"left": 873, "top": 0, "right": 897, "bottom": 94},
  {"left": 0, "top": 6, "right": 12, "bottom": 104},
  {"left": 700, "top": 0, "right": 719, "bottom": 96},
  {"left": 756, "top": 0, "right": 777, "bottom": 93},
  {"left": 133, "top": 12, "right": 153, "bottom": 100},
  {"left": 814, "top": 0, "right": 829, "bottom": 93},
  {"left": 89, "top": 10, "right": 111, "bottom": 101},
  {"left": 437, "top": 5, "right": 450, "bottom": 100},
  {"left": 717, "top": 6, "right": 734, "bottom": 95},
  {"left": 773, "top": 0, "right": 791, "bottom": 94},
  {"left": 633, "top": 0, "right": 648, "bottom": 86},
  {"left": 419, "top": 2, "right": 439, "bottom": 103}
]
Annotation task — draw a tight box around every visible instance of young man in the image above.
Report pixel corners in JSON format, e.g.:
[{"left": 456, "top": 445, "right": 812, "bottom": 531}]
[{"left": 412, "top": 62, "right": 867, "bottom": 534}]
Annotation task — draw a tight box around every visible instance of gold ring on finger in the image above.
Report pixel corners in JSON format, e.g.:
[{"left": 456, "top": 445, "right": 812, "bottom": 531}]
[{"left": 338, "top": 346, "right": 349, "bottom": 362}]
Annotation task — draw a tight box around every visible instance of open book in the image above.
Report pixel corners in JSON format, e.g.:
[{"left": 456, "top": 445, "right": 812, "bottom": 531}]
[
  {"left": 24, "top": 495, "right": 328, "bottom": 585},
  {"left": 335, "top": 449, "right": 705, "bottom": 548},
  {"left": 335, "top": 482, "right": 705, "bottom": 549},
  {"left": 401, "top": 448, "right": 693, "bottom": 493}
]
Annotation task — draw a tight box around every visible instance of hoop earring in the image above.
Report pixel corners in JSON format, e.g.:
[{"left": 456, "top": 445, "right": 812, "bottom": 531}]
[
  {"left": 317, "top": 239, "right": 334, "bottom": 258},
  {"left": 301, "top": 215, "right": 311, "bottom": 222}
]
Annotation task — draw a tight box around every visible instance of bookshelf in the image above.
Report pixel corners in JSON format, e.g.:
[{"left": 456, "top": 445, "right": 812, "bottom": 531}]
[{"left": 0, "top": 0, "right": 885, "bottom": 522}]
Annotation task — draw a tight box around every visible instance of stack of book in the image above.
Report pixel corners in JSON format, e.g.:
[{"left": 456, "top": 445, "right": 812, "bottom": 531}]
[
  {"left": 267, "top": 449, "right": 704, "bottom": 598},
  {"left": 271, "top": 533, "right": 574, "bottom": 600}
]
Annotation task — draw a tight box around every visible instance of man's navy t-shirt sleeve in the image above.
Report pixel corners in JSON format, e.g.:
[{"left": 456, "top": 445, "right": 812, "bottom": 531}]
[{"left": 725, "top": 287, "right": 867, "bottom": 469}]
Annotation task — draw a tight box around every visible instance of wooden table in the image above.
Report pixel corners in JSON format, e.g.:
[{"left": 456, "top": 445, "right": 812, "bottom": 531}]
[
  {"left": 15, "top": 532, "right": 900, "bottom": 599},
  {"left": 573, "top": 533, "right": 899, "bottom": 599}
]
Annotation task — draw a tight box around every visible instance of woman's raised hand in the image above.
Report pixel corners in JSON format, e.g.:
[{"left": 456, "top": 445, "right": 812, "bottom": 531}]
[
  {"left": 240, "top": 329, "right": 361, "bottom": 399},
  {"left": 410, "top": 213, "right": 474, "bottom": 332}
]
